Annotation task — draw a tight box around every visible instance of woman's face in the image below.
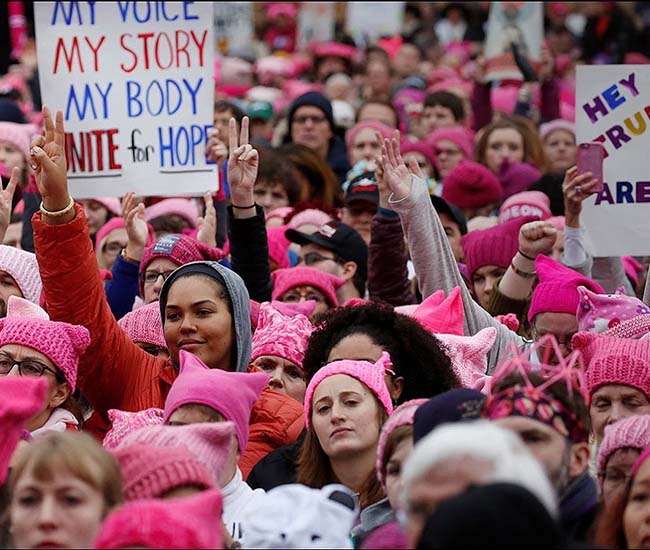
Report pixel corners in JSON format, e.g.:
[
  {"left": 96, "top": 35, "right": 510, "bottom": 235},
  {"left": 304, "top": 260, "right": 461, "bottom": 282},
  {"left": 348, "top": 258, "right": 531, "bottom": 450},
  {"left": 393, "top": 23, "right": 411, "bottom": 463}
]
[
  {"left": 10, "top": 466, "right": 107, "bottom": 549},
  {"left": 601, "top": 448, "right": 641, "bottom": 505},
  {"left": 163, "top": 275, "right": 234, "bottom": 370},
  {"left": 253, "top": 180, "right": 290, "bottom": 215},
  {"left": 311, "top": 374, "right": 382, "bottom": 460},
  {"left": 385, "top": 436, "right": 413, "bottom": 511},
  {"left": 0, "top": 141, "right": 26, "bottom": 171},
  {"left": 590, "top": 384, "right": 650, "bottom": 444},
  {"left": 472, "top": 265, "right": 506, "bottom": 310},
  {"left": 403, "top": 151, "right": 434, "bottom": 178},
  {"left": 99, "top": 228, "right": 128, "bottom": 271},
  {"left": 142, "top": 258, "right": 179, "bottom": 305},
  {"left": 544, "top": 129, "right": 576, "bottom": 173},
  {"left": 485, "top": 127, "right": 525, "bottom": 173},
  {"left": 80, "top": 200, "right": 110, "bottom": 237},
  {"left": 434, "top": 139, "right": 465, "bottom": 178},
  {"left": 250, "top": 355, "right": 307, "bottom": 403},
  {"left": 624, "top": 459, "right": 650, "bottom": 549},
  {"left": 350, "top": 127, "right": 382, "bottom": 165}
]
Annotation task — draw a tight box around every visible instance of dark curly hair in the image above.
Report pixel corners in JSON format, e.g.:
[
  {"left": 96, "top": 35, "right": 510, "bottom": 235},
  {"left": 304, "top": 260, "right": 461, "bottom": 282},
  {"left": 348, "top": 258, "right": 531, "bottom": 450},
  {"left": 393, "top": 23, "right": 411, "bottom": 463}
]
[{"left": 303, "top": 302, "right": 459, "bottom": 404}]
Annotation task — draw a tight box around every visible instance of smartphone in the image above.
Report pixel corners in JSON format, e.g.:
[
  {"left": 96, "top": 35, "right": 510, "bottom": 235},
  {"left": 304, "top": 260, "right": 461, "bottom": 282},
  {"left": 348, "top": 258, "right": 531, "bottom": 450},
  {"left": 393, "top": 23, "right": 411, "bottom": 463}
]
[{"left": 577, "top": 142, "right": 606, "bottom": 193}]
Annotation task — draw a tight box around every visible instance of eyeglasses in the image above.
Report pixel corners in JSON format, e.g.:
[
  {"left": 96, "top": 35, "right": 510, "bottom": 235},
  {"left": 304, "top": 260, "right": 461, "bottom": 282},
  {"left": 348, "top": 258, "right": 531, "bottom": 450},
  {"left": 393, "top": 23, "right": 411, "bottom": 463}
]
[
  {"left": 103, "top": 242, "right": 127, "bottom": 255},
  {"left": 299, "top": 251, "right": 341, "bottom": 267},
  {"left": 435, "top": 147, "right": 462, "bottom": 157},
  {"left": 0, "top": 352, "right": 63, "bottom": 381},
  {"left": 293, "top": 114, "right": 327, "bottom": 125},
  {"left": 598, "top": 469, "right": 633, "bottom": 487},
  {"left": 281, "top": 289, "right": 327, "bottom": 304},
  {"left": 141, "top": 270, "right": 175, "bottom": 285},
  {"left": 534, "top": 331, "right": 574, "bottom": 351}
]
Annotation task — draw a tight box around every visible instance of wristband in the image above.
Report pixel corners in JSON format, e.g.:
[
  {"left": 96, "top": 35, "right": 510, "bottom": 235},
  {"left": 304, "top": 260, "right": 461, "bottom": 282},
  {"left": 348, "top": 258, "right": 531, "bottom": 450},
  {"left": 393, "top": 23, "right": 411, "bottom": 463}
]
[
  {"left": 510, "top": 261, "right": 536, "bottom": 279},
  {"left": 517, "top": 249, "right": 536, "bottom": 261},
  {"left": 39, "top": 196, "right": 74, "bottom": 217},
  {"left": 231, "top": 203, "right": 255, "bottom": 209},
  {"left": 121, "top": 248, "right": 140, "bottom": 264}
]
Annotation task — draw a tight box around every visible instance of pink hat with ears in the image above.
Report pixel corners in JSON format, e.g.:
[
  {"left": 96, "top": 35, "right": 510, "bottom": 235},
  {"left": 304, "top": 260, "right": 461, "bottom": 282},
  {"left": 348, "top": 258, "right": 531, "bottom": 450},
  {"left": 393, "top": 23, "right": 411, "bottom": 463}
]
[
  {"left": 163, "top": 350, "right": 268, "bottom": 452},
  {"left": 6, "top": 295, "right": 49, "bottom": 320},
  {"left": 267, "top": 226, "right": 291, "bottom": 269},
  {"left": 435, "top": 328, "right": 497, "bottom": 390},
  {"left": 145, "top": 198, "right": 199, "bottom": 229},
  {"left": 103, "top": 408, "right": 164, "bottom": 450},
  {"left": 395, "top": 287, "right": 465, "bottom": 336},
  {"left": 0, "top": 245, "right": 42, "bottom": 304},
  {"left": 265, "top": 206, "right": 294, "bottom": 224},
  {"left": 427, "top": 126, "right": 474, "bottom": 160},
  {"left": 0, "top": 377, "right": 48, "bottom": 484},
  {"left": 304, "top": 352, "right": 395, "bottom": 428},
  {"left": 498, "top": 191, "right": 552, "bottom": 224},
  {"left": 271, "top": 266, "right": 345, "bottom": 308},
  {"left": 94, "top": 489, "right": 224, "bottom": 550},
  {"left": 117, "top": 302, "right": 166, "bottom": 349},
  {"left": 376, "top": 399, "right": 428, "bottom": 487}
]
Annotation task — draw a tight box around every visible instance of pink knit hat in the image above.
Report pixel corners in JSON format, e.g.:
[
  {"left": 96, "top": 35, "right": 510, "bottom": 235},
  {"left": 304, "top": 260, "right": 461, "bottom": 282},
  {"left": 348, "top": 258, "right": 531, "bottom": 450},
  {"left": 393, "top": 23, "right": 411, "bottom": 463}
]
[
  {"left": 394, "top": 287, "right": 464, "bottom": 336},
  {"left": 376, "top": 399, "right": 427, "bottom": 487},
  {"left": 304, "top": 352, "right": 395, "bottom": 428},
  {"left": 461, "top": 216, "right": 536, "bottom": 279},
  {"left": 0, "top": 245, "right": 42, "bottom": 304},
  {"left": 442, "top": 160, "right": 503, "bottom": 209},
  {"left": 498, "top": 191, "right": 552, "bottom": 224},
  {"left": 577, "top": 286, "right": 650, "bottom": 339},
  {"left": 427, "top": 126, "right": 474, "bottom": 160},
  {"left": 111, "top": 443, "right": 216, "bottom": 501},
  {"left": 596, "top": 414, "right": 650, "bottom": 476},
  {"left": 0, "top": 121, "right": 31, "bottom": 158},
  {"left": 0, "top": 377, "right": 47, "bottom": 484},
  {"left": 539, "top": 119, "right": 575, "bottom": 142},
  {"left": 265, "top": 206, "right": 294, "bottom": 224},
  {"left": 103, "top": 408, "right": 164, "bottom": 450},
  {"left": 572, "top": 332, "right": 650, "bottom": 398},
  {"left": 117, "top": 421, "right": 237, "bottom": 485},
  {"left": 117, "top": 302, "right": 167, "bottom": 349},
  {"left": 346, "top": 120, "right": 393, "bottom": 156},
  {"left": 0, "top": 317, "right": 90, "bottom": 390},
  {"left": 163, "top": 350, "right": 268, "bottom": 451},
  {"left": 92, "top": 197, "right": 122, "bottom": 217},
  {"left": 528, "top": 256, "right": 605, "bottom": 322},
  {"left": 6, "top": 295, "right": 48, "bottom": 320},
  {"left": 94, "top": 489, "right": 224, "bottom": 549},
  {"left": 94, "top": 218, "right": 127, "bottom": 253},
  {"left": 435, "top": 328, "right": 497, "bottom": 390},
  {"left": 267, "top": 226, "right": 291, "bottom": 269},
  {"left": 400, "top": 139, "right": 436, "bottom": 167},
  {"left": 145, "top": 198, "right": 199, "bottom": 228},
  {"left": 287, "top": 209, "right": 333, "bottom": 231},
  {"left": 250, "top": 303, "right": 313, "bottom": 369},
  {"left": 497, "top": 160, "right": 543, "bottom": 200},
  {"left": 271, "top": 267, "right": 345, "bottom": 308}
]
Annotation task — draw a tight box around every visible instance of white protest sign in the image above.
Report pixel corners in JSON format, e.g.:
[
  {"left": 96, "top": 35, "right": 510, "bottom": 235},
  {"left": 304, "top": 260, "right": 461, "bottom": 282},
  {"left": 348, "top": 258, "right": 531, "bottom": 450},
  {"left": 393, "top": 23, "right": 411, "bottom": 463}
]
[
  {"left": 484, "top": 2, "right": 543, "bottom": 82},
  {"left": 213, "top": 2, "right": 253, "bottom": 54},
  {"left": 345, "top": 2, "right": 404, "bottom": 43},
  {"left": 297, "top": 2, "right": 335, "bottom": 50},
  {"left": 576, "top": 65, "right": 650, "bottom": 257},
  {"left": 34, "top": 1, "right": 217, "bottom": 199}
]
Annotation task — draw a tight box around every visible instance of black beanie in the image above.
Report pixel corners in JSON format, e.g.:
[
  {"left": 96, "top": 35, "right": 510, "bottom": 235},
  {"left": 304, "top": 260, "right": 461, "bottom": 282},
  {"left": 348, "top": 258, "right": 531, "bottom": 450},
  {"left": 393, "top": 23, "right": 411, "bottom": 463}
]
[{"left": 287, "top": 91, "right": 334, "bottom": 131}]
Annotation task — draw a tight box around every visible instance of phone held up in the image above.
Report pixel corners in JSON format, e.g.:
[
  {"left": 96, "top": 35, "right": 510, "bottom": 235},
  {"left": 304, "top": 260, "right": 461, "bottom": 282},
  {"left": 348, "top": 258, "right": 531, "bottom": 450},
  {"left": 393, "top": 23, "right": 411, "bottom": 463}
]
[{"left": 577, "top": 142, "right": 606, "bottom": 193}]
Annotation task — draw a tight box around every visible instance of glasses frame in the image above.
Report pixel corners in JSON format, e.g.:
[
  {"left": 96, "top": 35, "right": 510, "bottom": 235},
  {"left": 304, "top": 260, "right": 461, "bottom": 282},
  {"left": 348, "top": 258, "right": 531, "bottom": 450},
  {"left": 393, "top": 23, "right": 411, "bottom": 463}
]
[{"left": 0, "top": 352, "right": 64, "bottom": 383}]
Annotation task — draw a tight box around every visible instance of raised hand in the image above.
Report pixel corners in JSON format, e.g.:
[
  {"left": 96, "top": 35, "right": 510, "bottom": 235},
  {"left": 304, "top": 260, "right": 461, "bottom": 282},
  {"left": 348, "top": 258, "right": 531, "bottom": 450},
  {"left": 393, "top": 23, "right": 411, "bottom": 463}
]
[
  {"left": 519, "top": 220, "right": 558, "bottom": 260},
  {"left": 0, "top": 167, "right": 20, "bottom": 242},
  {"left": 562, "top": 166, "right": 599, "bottom": 227},
  {"left": 196, "top": 191, "right": 217, "bottom": 248},
  {"left": 207, "top": 127, "right": 228, "bottom": 167},
  {"left": 226, "top": 116, "right": 258, "bottom": 211},
  {"left": 379, "top": 130, "right": 412, "bottom": 201},
  {"left": 122, "top": 192, "right": 148, "bottom": 261}
]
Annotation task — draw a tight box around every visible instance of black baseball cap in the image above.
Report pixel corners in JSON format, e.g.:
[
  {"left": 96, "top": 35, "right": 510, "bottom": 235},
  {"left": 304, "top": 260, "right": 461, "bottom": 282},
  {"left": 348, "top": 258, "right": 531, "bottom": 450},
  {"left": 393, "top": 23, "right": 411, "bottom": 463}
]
[
  {"left": 285, "top": 220, "right": 368, "bottom": 277},
  {"left": 344, "top": 172, "right": 379, "bottom": 206},
  {"left": 431, "top": 195, "right": 468, "bottom": 235}
]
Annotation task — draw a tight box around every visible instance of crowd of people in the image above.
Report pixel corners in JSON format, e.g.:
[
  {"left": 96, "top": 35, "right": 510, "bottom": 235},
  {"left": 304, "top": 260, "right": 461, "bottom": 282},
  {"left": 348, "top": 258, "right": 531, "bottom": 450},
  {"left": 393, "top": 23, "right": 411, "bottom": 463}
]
[{"left": 0, "top": 1, "right": 650, "bottom": 548}]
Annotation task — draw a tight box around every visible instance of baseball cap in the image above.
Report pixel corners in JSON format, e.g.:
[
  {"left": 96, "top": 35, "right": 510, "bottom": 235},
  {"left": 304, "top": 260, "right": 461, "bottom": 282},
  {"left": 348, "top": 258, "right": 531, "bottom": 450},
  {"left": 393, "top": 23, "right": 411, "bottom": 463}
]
[
  {"left": 344, "top": 172, "right": 379, "bottom": 207},
  {"left": 285, "top": 220, "right": 368, "bottom": 278},
  {"left": 431, "top": 195, "right": 468, "bottom": 235},
  {"left": 248, "top": 101, "right": 273, "bottom": 122}
]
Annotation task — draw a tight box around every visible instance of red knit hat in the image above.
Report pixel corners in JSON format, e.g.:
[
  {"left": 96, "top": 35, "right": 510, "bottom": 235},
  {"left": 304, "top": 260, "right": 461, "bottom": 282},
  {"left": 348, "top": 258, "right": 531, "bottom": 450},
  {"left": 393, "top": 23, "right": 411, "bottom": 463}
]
[
  {"left": 461, "top": 216, "right": 536, "bottom": 279},
  {"left": 271, "top": 266, "right": 345, "bottom": 308},
  {"left": 94, "top": 489, "right": 224, "bottom": 549},
  {"left": 442, "top": 160, "right": 503, "bottom": 209},
  {"left": 111, "top": 443, "right": 215, "bottom": 501}
]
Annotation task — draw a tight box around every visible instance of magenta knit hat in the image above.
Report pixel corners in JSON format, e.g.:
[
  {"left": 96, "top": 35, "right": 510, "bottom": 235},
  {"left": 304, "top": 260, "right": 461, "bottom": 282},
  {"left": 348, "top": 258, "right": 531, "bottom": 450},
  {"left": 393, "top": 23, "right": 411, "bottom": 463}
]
[
  {"left": 0, "top": 317, "right": 90, "bottom": 390},
  {"left": 144, "top": 198, "right": 199, "bottom": 228},
  {"left": 0, "top": 377, "right": 47, "bottom": 484},
  {"left": 271, "top": 266, "right": 345, "bottom": 308},
  {"left": 346, "top": 120, "right": 393, "bottom": 155},
  {"left": 267, "top": 226, "right": 291, "bottom": 269},
  {"left": 573, "top": 332, "right": 650, "bottom": 398},
  {"left": 117, "top": 302, "right": 166, "bottom": 349},
  {"left": 94, "top": 488, "right": 224, "bottom": 549},
  {"left": 111, "top": 443, "right": 215, "bottom": 501},
  {"left": 163, "top": 350, "right": 268, "bottom": 451},
  {"left": 0, "top": 245, "right": 42, "bottom": 304},
  {"left": 400, "top": 139, "right": 436, "bottom": 167},
  {"left": 376, "top": 399, "right": 427, "bottom": 487},
  {"left": 304, "top": 352, "right": 395, "bottom": 429},
  {"left": 498, "top": 191, "right": 552, "bottom": 224},
  {"left": 461, "top": 216, "right": 536, "bottom": 279},
  {"left": 103, "top": 408, "right": 164, "bottom": 450},
  {"left": 250, "top": 302, "right": 313, "bottom": 369},
  {"left": 442, "top": 160, "right": 503, "bottom": 209},
  {"left": 596, "top": 414, "right": 650, "bottom": 476},
  {"left": 427, "top": 126, "right": 474, "bottom": 160},
  {"left": 577, "top": 286, "right": 650, "bottom": 339},
  {"left": 497, "top": 160, "right": 543, "bottom": 200},
  {"left": 0, "top": 121, "right": 31, "bottom": 158},
  {"left": 528, "top": 256, "right": 605, "bottom": 322},
  {"left": 117, "top": 421, "right": 237, "bottom": 485}
]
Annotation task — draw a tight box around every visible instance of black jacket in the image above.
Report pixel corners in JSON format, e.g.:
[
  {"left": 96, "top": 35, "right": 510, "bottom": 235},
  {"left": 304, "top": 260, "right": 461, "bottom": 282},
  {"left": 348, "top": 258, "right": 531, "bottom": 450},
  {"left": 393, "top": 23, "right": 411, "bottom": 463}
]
[{"left": 247, "top": 432, "right": 304, "bottom": 491}]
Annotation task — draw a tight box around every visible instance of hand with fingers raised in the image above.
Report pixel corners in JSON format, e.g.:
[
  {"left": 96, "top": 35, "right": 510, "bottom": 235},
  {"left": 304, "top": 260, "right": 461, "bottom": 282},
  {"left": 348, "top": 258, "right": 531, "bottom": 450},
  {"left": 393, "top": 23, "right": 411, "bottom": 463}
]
[
  {"left": 207, "top": 127, "right": 228, "bottom": 168},
  {"left": 197, "top": 191, "right": 217, "bottom": 248},
  {"left": 380, "top": 130, "right": 422, "bottom": 204},
  {"left": 121, "top": 192, "right": 148, "bottom": 262},
  {"left": 30, "top": 106, "right": 74, "bottom": 225},
  {"left": 227, "top": 116, "right": 259, "bottom": 219},
  {"left": 562, "top": 166, "right": 599, "bottom": 228},
  {"left": 0, "top": 167, "right": 20, "bottom": 243}
]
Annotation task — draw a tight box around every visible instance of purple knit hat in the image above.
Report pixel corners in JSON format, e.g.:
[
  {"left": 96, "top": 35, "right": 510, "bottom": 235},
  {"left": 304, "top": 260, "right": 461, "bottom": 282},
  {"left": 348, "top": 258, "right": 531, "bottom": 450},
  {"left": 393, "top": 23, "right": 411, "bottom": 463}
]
[
  {"left": 0, "top": 317, "right": 90, "bottom": 390},
  {"left": 304, "top": 352, "right": 395, "bottom": 429},
  {"left": 461, "top": 216, "right": 536, "bottom": 279},
  {"left": 163, "top": 350, "right": 268, "bottom": 452},
  {"left": 376, "top": 399, "right": 427, "bottom": 487},
  {"left": 118, "top": 302, "right": 166, "bottom": 349},
  {"left": 0, "top": 245, "right": 42, "bottom": 304},
  {"left": 596, "top": 414, "right": 650, "bottom": 477},
  {"left": 442, "top": 160, "right": 503, "bottom": 209},
  {"left": 497, "top": 160, "right": 542, "bottom": 200},
  {"left": 271, "top": 266, "right": 345, "bottom": 308},
  {"left": 103, "top": 408, "right": 164, "bottom": 450},
  {"left": 144, "top": 198, "right": 199, "bottom": 228}
]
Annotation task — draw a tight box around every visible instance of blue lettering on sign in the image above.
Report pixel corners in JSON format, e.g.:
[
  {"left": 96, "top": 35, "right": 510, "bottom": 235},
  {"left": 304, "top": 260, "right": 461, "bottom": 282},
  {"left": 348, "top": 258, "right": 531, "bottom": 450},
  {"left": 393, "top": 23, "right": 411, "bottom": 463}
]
[
  {"left": 126, "top": 78, "right": 203, "bottom": 118},
  {"left": 51, "top": 1, "right": 97, "bottom": 25},
  {"left": 65, "top": 82, "right": 112, "bottom": 120},
  {"left": 158, "top": 125, "right": 209, "bottom": 168}
]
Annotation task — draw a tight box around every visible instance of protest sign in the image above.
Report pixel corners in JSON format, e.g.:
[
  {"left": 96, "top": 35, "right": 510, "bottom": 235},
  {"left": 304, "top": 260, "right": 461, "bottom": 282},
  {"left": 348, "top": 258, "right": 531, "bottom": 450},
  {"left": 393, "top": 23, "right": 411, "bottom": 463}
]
[
  {"left": 576, "top": 65, "right": 650, "bottom": 257},
  {"left": 34, "top": 1, "right": 217, "bottom": 199},
  {"left": 213, "top": 2, "right": 253, "bottom": 55},
  {"left": 345, "top": 2, "right": 404, "bottom": 44},
  {"left": 484, "top": 2, "right": 543, "bottom": 82},
  {"left": 297, "top": 2, "right": 335, "bottom": 50}
]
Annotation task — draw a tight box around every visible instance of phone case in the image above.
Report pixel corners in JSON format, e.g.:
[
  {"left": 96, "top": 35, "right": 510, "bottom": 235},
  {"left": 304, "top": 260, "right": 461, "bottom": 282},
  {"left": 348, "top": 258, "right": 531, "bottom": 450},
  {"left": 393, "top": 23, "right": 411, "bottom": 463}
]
[{"left": 577, "top": 142, "right": 605, "bottom": 192}]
